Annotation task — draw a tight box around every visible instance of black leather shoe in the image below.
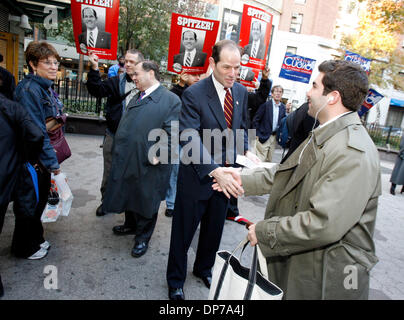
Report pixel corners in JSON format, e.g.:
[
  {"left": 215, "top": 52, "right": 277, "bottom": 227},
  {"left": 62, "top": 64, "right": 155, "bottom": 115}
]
[
  {"left": 193, "top": 271, "right": 212, "bottom": 289},
  {"left": 112, "top": 225, "right": 136, "bottom": 235},
  {"left": 165, "top": 209, "right": 173, "bottom": 217},
  {"left": 131, "top": 242, "right": 148, "bottom": 258},
  {"left": 390, "top": 185, "right": 396, "bottom": 195},
  {"left": 168, "top": 287, "right": 185, "bottom": 300},
  {"left": 96, "top": 204, "right": 106, "bottom": 217}
]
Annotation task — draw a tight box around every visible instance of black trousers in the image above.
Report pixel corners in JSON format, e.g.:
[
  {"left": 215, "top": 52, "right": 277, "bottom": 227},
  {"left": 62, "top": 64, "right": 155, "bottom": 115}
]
[
  {"left": 226, "top": 196, "right": 239, "bottom": 218},
  {"left": 166, "top": 191, "right": 229, "bottom": 288},
  {"left": 11, "top": 169, "right": 50, "bottom": 258},
  {"left": 124, "top": 211, "right": 158, "bottom": 244}
]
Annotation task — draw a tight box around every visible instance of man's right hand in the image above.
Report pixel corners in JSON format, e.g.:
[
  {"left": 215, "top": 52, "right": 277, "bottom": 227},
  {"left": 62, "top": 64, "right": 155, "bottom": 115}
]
[
  {"left": 210, "top": 167, "right": 244, "bottom": 199},
  {"left": 88, "top": 51, "right": 99, "bottom": 70}
]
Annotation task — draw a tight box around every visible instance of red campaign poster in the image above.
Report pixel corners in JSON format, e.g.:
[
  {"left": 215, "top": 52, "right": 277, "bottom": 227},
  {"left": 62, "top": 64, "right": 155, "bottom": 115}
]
[
  {"left": 167, "top": 13, "right": 220, "bottom": 74},
  {"left": 239, "top": 4, "right": 273, "bottom": 73},
  {"left": 71, "top": 0, "right": 119, "bottom": 60},
  {"left": 239, "top": 66, "right": 261, "bottom": 88}
]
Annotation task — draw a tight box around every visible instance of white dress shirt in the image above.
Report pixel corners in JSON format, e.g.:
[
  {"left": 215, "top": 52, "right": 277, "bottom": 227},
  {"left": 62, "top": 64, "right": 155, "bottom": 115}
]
[
  {"left": 272, "top": 98, "right": 280, "bottom": 132},
  {"left": 212, "top": 73, "right": 232, "bottom": 111},
  {"left": 143, "top": 82, "right": 160, "bottom": 99},
  {"left": 184, "top": 49, "right": 196, "bottom": 66},
  {"left": 87, "top": 27, "right": 98, "bottom": 46}
]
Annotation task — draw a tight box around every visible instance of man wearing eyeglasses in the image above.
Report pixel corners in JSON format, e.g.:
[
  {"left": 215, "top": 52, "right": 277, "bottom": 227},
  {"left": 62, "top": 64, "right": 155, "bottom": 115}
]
[{"left": 78, "top": 7, "right": 111, "bottom": 51}]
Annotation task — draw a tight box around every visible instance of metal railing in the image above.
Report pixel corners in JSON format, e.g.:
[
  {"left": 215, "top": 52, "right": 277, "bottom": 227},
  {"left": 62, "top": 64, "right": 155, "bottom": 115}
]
[
  {"left": 54, "top": 78, "right": 106, "bottom": 116},
  {"left": 18, "top": 72, "right": 107, "bottom": 116},
  {"left": 364, "top": 123, "right": 403, "bottom": 151}
]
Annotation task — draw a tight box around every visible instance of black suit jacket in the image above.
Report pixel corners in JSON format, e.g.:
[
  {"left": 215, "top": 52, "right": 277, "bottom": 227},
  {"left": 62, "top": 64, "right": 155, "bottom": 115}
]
[
  {"left": 173, "top": 51, "right": 207, "bottom": 67},
  {"left": 178, "top": 76, "right": 249, "bottom": 200},
  {"left": 78, "top": 30, "right": 111, "bottom": 49},
  {"left": 253, "top": 99, "right": 286, "bottom": 143}
]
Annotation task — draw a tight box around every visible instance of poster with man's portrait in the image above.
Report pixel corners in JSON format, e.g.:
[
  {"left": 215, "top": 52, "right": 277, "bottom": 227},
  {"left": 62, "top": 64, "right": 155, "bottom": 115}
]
[
  {"left": 239, "top": 4, "right": 273, "bottom": 71},
  {"left": 71, "top": 0, "right": 120, "bottom": 60},
  {"left": 168, "top": 13, "right": 220, "bottom": 74}
]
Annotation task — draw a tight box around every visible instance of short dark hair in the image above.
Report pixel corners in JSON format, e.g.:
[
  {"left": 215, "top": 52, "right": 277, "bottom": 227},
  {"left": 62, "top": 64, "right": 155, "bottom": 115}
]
[
  {"left": 271, "top": 85, "right": 283, "bottom": 94},
  {"left": 138, "top": 60, "right": 160, "bottom": 82},
  {"left": 182, "top": 30, "right": 197, "bottom": 41},
  {"left": 25, "top": 41, "right": 60, "bottom": 73},
  {"left": 126, "top": 49, "right": 144, "bottom": 62},
  {"left": 318, "top": 60, "right": 369, "bottom": 112},
  {"left": 211, "top": 40, "right": 239, "bottom": 64},
  {"left": 82, "top": 7, "right": 97, "bottom": 19}
]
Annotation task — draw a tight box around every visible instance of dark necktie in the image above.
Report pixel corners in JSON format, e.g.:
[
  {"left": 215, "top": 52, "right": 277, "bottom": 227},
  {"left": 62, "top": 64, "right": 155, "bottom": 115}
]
[
  {"left": 185, "top": 52, "right": 191, "bottom": 67},
  {"left": 224, "top": 88, "right": 233, "bottom": 129},
  {"left": 138, "top": 91, "right": 145, "bottom": 101},
  {"left": 88, "top": 31, "right": 94, "bottom": 47}
]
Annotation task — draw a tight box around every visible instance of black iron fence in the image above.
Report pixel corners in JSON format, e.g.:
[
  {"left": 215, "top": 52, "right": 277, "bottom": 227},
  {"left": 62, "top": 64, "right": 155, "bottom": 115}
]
[
  {"left": 364, "top": 122, "right": 403, "bottom": 151},
  {"left": 54, "top": 78, "right": 106, "bottom": 116}
]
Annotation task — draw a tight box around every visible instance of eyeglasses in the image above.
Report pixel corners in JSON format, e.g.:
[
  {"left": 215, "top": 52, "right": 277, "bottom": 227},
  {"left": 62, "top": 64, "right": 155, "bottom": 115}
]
[{"left": 40, "top": 60, "right": 60, "bottom": 67}]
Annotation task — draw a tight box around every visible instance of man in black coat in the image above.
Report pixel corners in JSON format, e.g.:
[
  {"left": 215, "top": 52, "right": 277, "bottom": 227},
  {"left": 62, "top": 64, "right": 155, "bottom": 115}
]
[
  {"left": 86, "top": 50, "right": 144, "bottom": 222},
  {"left": 103, "top": 61, "right": 181, "bottom": 258},
  {"left": 0, "top": 91, "right": 43, "bottom": 298},
  {"left": 0, "top": 54, "right": 16, "bottom": 100},
  {"left": 253, "top": 85, "right": 286, "bottom": 162}
]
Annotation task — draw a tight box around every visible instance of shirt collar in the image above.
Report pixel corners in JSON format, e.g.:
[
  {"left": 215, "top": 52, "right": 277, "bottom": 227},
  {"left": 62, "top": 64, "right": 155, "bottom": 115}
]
[
  {"left": 212, "top": 73, "right": 228, "bottom": 93},
  {"left": 143, "top": 82, "right": 160, "bottom": 98},
  {"left": 319, "top": 111, "right": 353, "bottom": 129}
]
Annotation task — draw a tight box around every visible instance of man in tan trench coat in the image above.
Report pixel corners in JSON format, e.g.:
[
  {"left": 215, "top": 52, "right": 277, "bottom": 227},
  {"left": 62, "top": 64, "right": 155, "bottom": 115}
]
[{"left": 215, "top": 60, "right": 381, "bottom": 299}]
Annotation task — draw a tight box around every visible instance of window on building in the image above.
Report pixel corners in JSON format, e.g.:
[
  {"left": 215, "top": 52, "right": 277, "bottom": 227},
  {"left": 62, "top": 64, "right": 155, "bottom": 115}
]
[
  {"left": 386, "top": 106, "right": 404, "bottom": 129},
  {"left": 220, "top": 9, "right": 242, "bottom": 42},
  {"left": 286, "top": 46, "right": 297, "bottom": 54},
  {"left": 294, "top": 0, "right": 306, "bottom": 4},
  {"left": 290, "top": 13, "right": 303, "bottom": 33}
]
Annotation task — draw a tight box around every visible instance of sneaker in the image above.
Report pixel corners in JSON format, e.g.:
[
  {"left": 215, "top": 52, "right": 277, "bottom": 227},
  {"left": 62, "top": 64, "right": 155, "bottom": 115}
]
[
  {"left": 27, "top": 248, "right": 48, "bottom": 260},
  {"left": 40, "top": 241, "right": 51, "bottom": 250},
  {"left": 165, "top": 209, "right": 173, "bottom": 217}
]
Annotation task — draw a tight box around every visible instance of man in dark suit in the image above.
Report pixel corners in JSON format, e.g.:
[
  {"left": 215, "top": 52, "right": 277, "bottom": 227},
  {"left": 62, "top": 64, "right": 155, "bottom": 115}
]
[
  {"left": 78, "top": 7, "right": 111, "bottom": 50},
  {"left": 243, "top": 20, "right": 266, "bottom": 60},
  {"left": 173, "top": 30, "right": 207, "bottom": 67},
  {"left": 253, "top": 85, "right": 286, "bottom": 162},
  {"left": 166, "top": 39, "right": 260, "bottom": 300},
  {"left": 0, "top": 54, "right": 15, "bottom": 100}
]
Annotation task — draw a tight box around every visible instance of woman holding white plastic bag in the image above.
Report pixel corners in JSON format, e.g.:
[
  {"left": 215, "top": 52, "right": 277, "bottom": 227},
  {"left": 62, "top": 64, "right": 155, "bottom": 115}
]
[{"left": 12, "top": 41, "right": 70, "bottom": 260}]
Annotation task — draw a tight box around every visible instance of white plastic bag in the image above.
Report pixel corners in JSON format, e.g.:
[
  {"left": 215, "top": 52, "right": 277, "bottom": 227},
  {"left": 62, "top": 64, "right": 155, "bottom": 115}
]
[
  {"left": 41, "top": 178, "right": 62, "bottom": 223},
  {"left": 53, "top": 172, "right": 73, "bottom": 217}
]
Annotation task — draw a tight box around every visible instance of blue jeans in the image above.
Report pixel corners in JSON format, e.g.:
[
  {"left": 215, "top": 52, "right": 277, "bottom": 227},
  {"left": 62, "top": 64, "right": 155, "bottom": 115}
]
[{"left": 165, "top": 163, "right": 179, "bottom": 210}]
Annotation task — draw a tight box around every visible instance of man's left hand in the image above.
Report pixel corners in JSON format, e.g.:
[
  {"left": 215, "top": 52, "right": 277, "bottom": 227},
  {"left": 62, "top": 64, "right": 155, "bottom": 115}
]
[
  {"left": 245, "top": 150, "right": 261, "bottom": 164},
  {"left": 247, "top": 224, "right": 258, "bottom": 246}
]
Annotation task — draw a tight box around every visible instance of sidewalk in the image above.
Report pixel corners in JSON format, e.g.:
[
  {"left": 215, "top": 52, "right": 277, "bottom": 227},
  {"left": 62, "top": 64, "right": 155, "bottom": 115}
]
[{"left": 0, "top": 133, "right": 403, "bottom": 300}]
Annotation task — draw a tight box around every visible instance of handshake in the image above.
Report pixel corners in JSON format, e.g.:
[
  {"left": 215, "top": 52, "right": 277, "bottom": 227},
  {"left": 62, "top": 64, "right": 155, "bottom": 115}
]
[{"left": 210, "top": 151, "right": 261, "bottom": 199}]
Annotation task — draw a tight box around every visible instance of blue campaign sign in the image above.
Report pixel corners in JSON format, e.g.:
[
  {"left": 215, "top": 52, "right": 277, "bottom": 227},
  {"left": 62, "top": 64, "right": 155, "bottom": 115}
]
[
  {"left": 279, "top": 53, "right": 316, "bottom": 84},
  {"left": 344, "top": 50, "right": 371, "bottom": 74},
  {"left": 358, "top": 88, "right": 384, "bottom": 117}
]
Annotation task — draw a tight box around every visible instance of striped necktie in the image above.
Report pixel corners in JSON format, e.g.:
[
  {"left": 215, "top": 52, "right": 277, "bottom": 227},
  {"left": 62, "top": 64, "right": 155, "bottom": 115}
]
[
  {"left": 185, "top": 52, "right": 191, "bottom": 67},
  {"left": 137, "top": 91, "right": 145, "bottom": 101},
  {"left": 88, "top": 31, "right": 94, "bottom": 47},
  {"left": 252, "top": 42, "right": 257, "bottom": 58},
  {"left": 224, "top": 88, "right": 233, "bottom": 129}
]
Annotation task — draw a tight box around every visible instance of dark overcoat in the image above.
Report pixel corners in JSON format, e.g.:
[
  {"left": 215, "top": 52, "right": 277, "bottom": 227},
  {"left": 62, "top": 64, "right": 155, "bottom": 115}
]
[
  {"left": 103, "top": 85, "right": 181, "bottom": 218},
  {"left": 390, "top": 135, "right": 404, "bottom": 185}
]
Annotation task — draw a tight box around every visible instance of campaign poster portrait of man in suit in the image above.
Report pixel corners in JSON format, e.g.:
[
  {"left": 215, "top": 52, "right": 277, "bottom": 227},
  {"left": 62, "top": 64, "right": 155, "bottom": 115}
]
[
  {"left": 79, "top": 6, "right": 112, "bottom": 53},
  {"left": 239, "top": 66, "right": 255, "bottom": 82},
  {"left": 173, "top": 29, "right": 207, "bottom": 69},
  {"left": 243, "top": 20, "right": 266, "bottom": 60}
]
